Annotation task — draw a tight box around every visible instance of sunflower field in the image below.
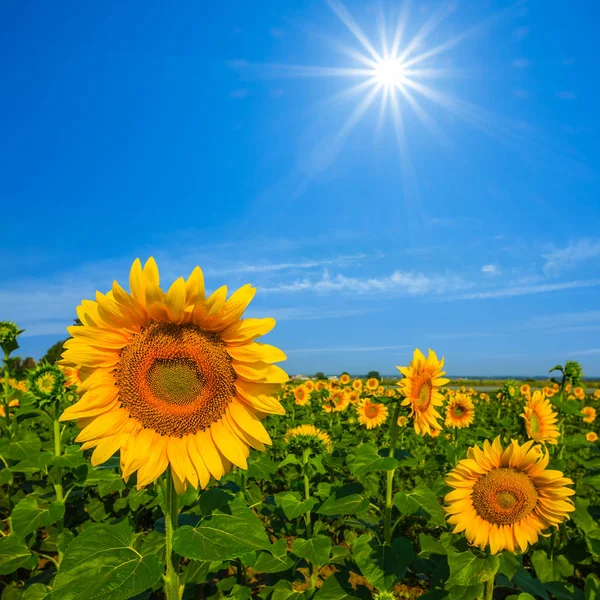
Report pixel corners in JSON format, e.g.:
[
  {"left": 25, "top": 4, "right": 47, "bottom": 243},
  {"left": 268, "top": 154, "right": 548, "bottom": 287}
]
[{"left": 1, "top": 259, "right": 599, "bottom": 600}]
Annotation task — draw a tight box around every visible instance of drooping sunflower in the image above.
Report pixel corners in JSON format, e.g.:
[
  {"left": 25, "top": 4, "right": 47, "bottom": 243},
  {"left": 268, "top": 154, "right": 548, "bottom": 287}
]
[
  {"left": 586, "top": 431, "right": 598, "bottom": 442},
  {"left": 397, "top": 349, "right": 448, "bottom": 436},
  {"left": 285, "top": 424, "right": 332, "bottom": 452},
  {"left": 582, "top": 406, "right": 597, "bottom": 423},
  {"left": 356, "top": 399, "right": 388, "bottom": 429},
  {"left": 59, "top": 258, "right": 287, "bottom": 493},
  {"left": 520, "top": 391, "right": 560, "bottom": 445},
  {"left": 294, "top": 386, "right": 310, "bottom": 406},
  {"left": 445, "top": 393, "right": 475, "bottom": 429},
  {"left": 365, "top": 377, "right": 379, "bottom": 392},
  {"left": 444, "top": 437, "right": 575, "bottom": 554}
]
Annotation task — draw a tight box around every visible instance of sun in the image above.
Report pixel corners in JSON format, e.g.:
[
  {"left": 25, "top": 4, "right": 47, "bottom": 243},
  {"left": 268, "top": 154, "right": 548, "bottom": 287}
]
[{"left": 373, "top": 59, "right": 406, "bottom": 88}]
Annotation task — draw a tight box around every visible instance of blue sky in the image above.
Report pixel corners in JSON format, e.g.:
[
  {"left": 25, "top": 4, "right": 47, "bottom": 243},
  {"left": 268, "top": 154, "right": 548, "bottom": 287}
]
[{"left": 1, "top": 0, "right": 599, "bottom": 376}]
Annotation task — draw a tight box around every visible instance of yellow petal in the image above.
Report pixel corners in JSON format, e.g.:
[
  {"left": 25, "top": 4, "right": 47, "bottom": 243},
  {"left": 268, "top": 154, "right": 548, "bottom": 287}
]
[
  {"left": 220, "top": 284, "right": 256, "bottom": 327},
  {"left": 129, "top": 258, "right": 146, "bottom": 306},
  {"left": 167, "top": 436, "right": 198, "bottom": 489},
  {"left": 75, "top": 408, "right": 130, "bottom": 443},
  {"left": 165, "top": 277, "right": 186, "bottom": 324},
  {"left": 185, "top": 266, "right": 205, "bottom": 305},
  {"left": 226, "top": 342, "right": 286, "bottom": 364},
  {"left": 232, "top": 361, "right": 288, "bottom": 384},
  {"left": 228, "top": 399, "right": 271, "bottom": 445},
  {"left": 220, "top": 318, "right": 276, "bottom": 344},
  {"left": 186, "top": 435, "right": 211, "bottom": 489},
  {"left": 194, "top": 429, "right": 224, "bottom": 480},
  {"left": 136, "top": 435, "right": 169, "bottom": 488},
  {"left": 210, "top": 418, "right": 248, "bottom": 469}
]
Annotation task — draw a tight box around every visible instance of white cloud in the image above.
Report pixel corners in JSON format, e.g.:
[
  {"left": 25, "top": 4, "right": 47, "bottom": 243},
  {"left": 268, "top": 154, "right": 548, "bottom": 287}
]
[
  {"left": 262, "top": 269, "right": 471, "bottom": 296},
  {"left": 287, "top": 345, "right": 410, "bottom": 354},
  {"left": 543, "top": 239, "right": 600, "bottom": 273},
  {"left": 481, "top": 264, "right": 500, "bottom": 276},
  {"left": 452, "top": 279, "right": 600, "bottom": 300},
  {"left": 246, "top": 307, "right": 373, "bottom": 321}
]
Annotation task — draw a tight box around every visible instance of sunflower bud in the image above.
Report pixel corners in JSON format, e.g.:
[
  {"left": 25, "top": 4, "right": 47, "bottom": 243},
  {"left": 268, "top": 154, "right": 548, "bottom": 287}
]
[
  {"left": 27, "top": 363, "right": 66, "bottom": 407},
  {"left": 564, "top": 361, "right": 583, "bottom": 386},
  {"left": 0, "top": 321, "right": 24, "bottom": 355}
]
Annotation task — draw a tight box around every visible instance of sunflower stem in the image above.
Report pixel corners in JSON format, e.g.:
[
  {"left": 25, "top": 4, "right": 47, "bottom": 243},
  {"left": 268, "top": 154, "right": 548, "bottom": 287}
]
[
  {"left": 384, "top": 401, "right": 401, "bottom": 544},
  {"left": 163, "top": 470, "right": 182, "bottom": 600},
  {"left": 2, "top": 351, "right": 12, "bottom": 440},
  {"left": 302, "top": 447, "right": 312, "bottom": 538},
  {"left": 484, "top": 575, "right": 495, "bottom": 600},
  {"left": 52, "top": 412, "right": 65, "bottom": 558}
]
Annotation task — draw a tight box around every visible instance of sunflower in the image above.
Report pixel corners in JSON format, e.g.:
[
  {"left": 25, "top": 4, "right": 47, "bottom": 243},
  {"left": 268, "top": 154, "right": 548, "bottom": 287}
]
[
  {"left": 0, "top": 399, "right": 20, "bottom": 418},
  {"left": 27, "top": 364, "right": 66, "bottom": 399},
  {"left": 59, "top": 365, "right": 82, "bottom": 388},
  {"left": 397, "top": 415, "right": 408, "bottom": 427},
  {"left": 59, "top": 257, "right": 287, "bottom": 493},
  {"left": 285, "top": 424, "right": 332, "bottom": 452},
  {"left": 348, "top": 390, "right": 361, "bottom": 405},
  {"left": 352, "top": 379, "right": 363, "bottom": 391},
  {"left": 294, "top": 386, "right": 310, "bottom": 406},
  {"left": 429, "top": 429, "right": 441, "bottom": 438},
  {"left": 366, "top": 378, "right": 379, "bottom": 392},
  {"left": 331, "top": 389, "right": 350, "bottom": 412},
  {"left": 586, "top": 431, "right": 598, "bottom": 442},
  {"left": 582, "top": 407, "right": 597, "bottom": 423},
  {"left": 520, "top": 391, "right": 560, "bottom": 445},
  {"left": 356, "top": 399, "right": 388, "bottom": 429},
  {"left": 520, "top": 384, "right": 530, "bottom": 396},
  {"left": 340, "top": 373, "right": 351, "bottom": 385},
  {"left": 444, "top": 437, "right": 575, "bottom": 554},
  {"left": 315, "top": 381, "right": 328, "bottom": 392},
  {"left": 397, "top": 349, "right": 448, "bottom": 436},
  {"left": 304, "top": 380, "right": 315, "bottom": 393},
  {"left": 594, "top": 389, "right": 600, "bottom": 400},
  {"left": 445, "top": 393, "right": 475, "bottom": 429}
]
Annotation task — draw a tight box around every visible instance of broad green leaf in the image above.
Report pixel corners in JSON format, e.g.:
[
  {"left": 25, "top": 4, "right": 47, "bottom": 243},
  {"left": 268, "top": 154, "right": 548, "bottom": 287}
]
[
  {"left": 274, "top": 491, "right": 316, "bottom": 520},
  {"left": 352, "top": 534, "right": 414, "bottom": 591},
  {"left": 531, "top": 550, "right": 573, "bottom": 583},
  {"left": 349, "top": 444, "right": 398, "bottom": 478},
  {"left": 314, "top": 572, "right": 370, "bottom": 600},
  {"left": 7, "top": 432, "right": 41, "bottom": 461},
  {"left": 446, "top": 551, "right": 499, "bottom": 587},
  {"left": 180, "top": 560, "right": 211, "bottom": 585},
  {"left": 393, "top": 491, "right": 420, "bottom": 516},
  {"left": 513, "top": 567, "right": 549, "bottom": 600},
  {"left": 587, "top": 529, "right": 600, "bottom": 556},
  {"left": 505, "top": 595, "right": 536, "bottom": 600},
  {"left": 317, "top": 483, "right": 369, "bottom": 516},
  {"left": 572, "top": 498, "right": 599, "bottom": 535},
  {"left": 446, "top": 584, "right": 484, "bottom": 600},
  {"left": 11, "top": 496, "right": 65, "bottom": 540},
  {"left": 498, "top": 552, "right": 520, "bottom": 580},
  {"left": 246, "top": 454, "right": 277, "bottom": 481},
  {"left": 418, "top": 534, "right": 447, "bottom": 557},
  {"left": 0, "top": 535, "right": 33, "bottom": 575},
  {"left": 253, "top": 539, "right": 294, "bottom": 574},
  {"left": 292, "top": 536, "right": 331, "bottom": 567},
  {"left": 22, "top": 583, "right": 51, "bottom": 599},
  {"left": 278, "top": 455, "right": 300, "bottom": 468},
  {"left": 403, "top": 485, "right": 446, "bottom": 526},
  {"left": 585, "top": 574, "right": 600, "bottom": 600},
  {"left": 269, "top": 580, "right": 306, "bottom": 600},
  {"left": 52, "top": 521, "right": 163, "bottom": 600},
  {"left": 82, "top": 466, "right": 121, "bottom": 487},
  {"left": 172, "top": 496, "right": 271, "bottom": 561}
]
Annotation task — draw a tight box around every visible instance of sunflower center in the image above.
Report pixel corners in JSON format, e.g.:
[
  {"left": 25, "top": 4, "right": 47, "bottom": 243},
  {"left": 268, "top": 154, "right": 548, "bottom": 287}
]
[
  {"left": 416, "top": 380, "right": 432, "bottom": 410},
  {"left": 116, "top": 322, "right": 236, "bottom": 436},
  {"left": 472, "top": 467, "right": 538, "bottom": 525},
  {"left": 452, "top": 404, "right": 466, "bottom": 418},
  {"left": 366, "top": 404, "right": 379, "bottom": 418}
]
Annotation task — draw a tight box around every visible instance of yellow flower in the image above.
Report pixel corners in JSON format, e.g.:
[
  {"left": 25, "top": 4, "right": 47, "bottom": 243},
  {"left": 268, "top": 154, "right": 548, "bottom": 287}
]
[
  {"left": 0, "top": 399, "right": 20, "bottom": 418},
  {"left": 340, "top": 373, "right": 351, "bottom": 385},
  {"left": 582, "top": 407, "right": 597, "bottom": 424},
  {"left": 445, "top": 394, "right": 475, "bottom": 429},
  {"left": 593, "top": 389, "right": 600, "bottom": 399},
  {"left": 331, "top": 389, "right": 350, "bottom": 412},
  {"left": 347, "top": 390, "right": 361, "bottom": 405},
  {"left": 315, "top": 381, "right": 328, "bottom": 392},
  {"left": 429, "top": 429, "right": 441, "bottom": 438},
  {"left": 304, "top": 380, "right": 315, "bottom": 393},
  {"left": 294, "top": 386, "right": 310, "bottom": 407},
  {"left": 352, "top": 379, "right": 363, "bottom": 391},
  {"left": 285, "top": 424, "right": 332, "bottom": 452},
  {"left": 521, "top": 391, "right": 560, "bottom": 445},
  {"left": 444, "top": 437, "right": 575, "bottom": 554},
  {"left": 520, "top": 384, "right": 530, "bottom": 396},
  {"left": 397, "top": 349, "right": 448, "bottom": 436},
  {"left": 586, "top": 431, "right": 598, "bottom": 442},
  {"left": 356, "top": 399, "right": 388, "bottom": 429},
  {"left": 59, "top": 258, "right": 287, "bottom": 493},
  {"left": 397, "top": 415, "right": 408, "bottom": 427},
  {"left": 366, "top": 378, "right": 379, "bottom": 391}
]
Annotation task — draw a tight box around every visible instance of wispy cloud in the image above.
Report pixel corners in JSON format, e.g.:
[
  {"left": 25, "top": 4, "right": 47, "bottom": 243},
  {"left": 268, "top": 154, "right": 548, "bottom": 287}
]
[
  {"left": 570, "top": 348, "right": 600, "bottom": 356},
  {"left": 262, "top": 270, "right": 471, "bottom": 296},
  {"left": 481, "top": 264, "right": 500, "bottom": 276},
  {"left": 246, "top": 307, "right": 374, "bottom": 321},
  {"left": 543, "top": 239, "right": 600, "bottom": 273},
  {"left": 451, "top": 279, "right": 600, "bottom": 301}
]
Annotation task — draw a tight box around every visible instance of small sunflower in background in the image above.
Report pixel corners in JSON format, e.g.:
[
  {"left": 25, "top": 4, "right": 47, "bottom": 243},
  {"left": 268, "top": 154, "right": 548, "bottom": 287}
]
[
  {"left": 59, "top": 257, "right": 287, "bottom": 493},
  {"left": 331, "top": 389, "right": 350, "bottom": 412},
  {"left": 340, "top": 373, "right": 351, "bottom": 385},
  {"left": 356, "top": 399, "right": 388, "bottom": 429},
  {"left": 285, "top": 424, "right": 332, "bottom": 453},
  {"left": 586, "top": 431, "right": 598, "bottom": 442},
  {"left": 347, "top": 390, "right": 361, "bottom": 405},
  {"left": 582, "top": 406, "right": 597, "bottom": 423},
  {"left": 352, "top": 379, "right": 363, "bottom": 391},
  {"left": 445, "top": 393, "right": 475, "bottom": 429},
  {"left": 294, "top": 386, "right": 310, "bottom": 406},
  {"left": 0, "top": 399, "right": 20, "bottom": 418},
  {"left": 397, "top": 348, "right": 448, "bottom": 436},
  {"left": 315, "top": 381, "right": 328, "bottom": 392},
  {"left": 365, "top": 377, "right": 379, "bottom": 392},
  {"left": 376, "top": 385, "right": 385, "bottom": 395},
  {"left": 444, "top": 437, "right": 575, "bottom": 554},
  {"left": 304, "top": 380, "right": 315, "bottom": 393},
  {"left": 397, "top": 415, "right": 408, "bottom": 427},
  {"left": 521, "top": 391, "right": 560, "bottom": 445},
  {"left": 520, "top": 384, "right": 530, "bottom": 396},
  {"left": 27, "top": 363, "right": 66, "bottom": 405}
]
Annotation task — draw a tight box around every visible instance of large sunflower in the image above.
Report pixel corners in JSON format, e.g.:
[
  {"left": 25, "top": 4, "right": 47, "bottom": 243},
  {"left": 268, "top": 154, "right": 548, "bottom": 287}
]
[
  {"left": 59, "top": 258, "right": 287, "bottom": 493},
  {"left": 444, "top": 437, "right": 575, "bottom": 554},
  {"left": 445, "top": 393, "right": 475, "bottom": 429},
  {"left": 520, "top": 391, "right": 560, "bottom": 445},
  {"left": 356, "top": 399, "right": 388, "bottom": 429},
  {"left": 397, "top": 348, "right": 448, "bottom": 435}
]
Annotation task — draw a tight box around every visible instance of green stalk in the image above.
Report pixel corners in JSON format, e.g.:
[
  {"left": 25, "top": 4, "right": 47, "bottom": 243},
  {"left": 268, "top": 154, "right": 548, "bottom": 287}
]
[
  {"left": 484, "top": 575, "right": 495, "bottom": 600},
  {"left": 302, "top": 447, "right": 312, "bottom": 538},
  {"left": 2, "top": 351, "right": 12, "bottom": 439},
  {"left": 163, "top": 470, "right": 182, "bottom": 600},
  {"left": 383, "top": 401, "right": 401, "bottom": 544}
]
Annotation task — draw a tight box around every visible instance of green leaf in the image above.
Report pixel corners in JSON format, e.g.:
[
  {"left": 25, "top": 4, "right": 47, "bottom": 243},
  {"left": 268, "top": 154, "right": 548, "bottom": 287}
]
[
  {"left": 587, "top": 529, "right": 600, "bottom": 556},
  {"left": 21, "top": 583, "right": 51, "bottom": 600},
  {"left": 446, "top": 551, "right": 499, "bottom": 587},
  {"left": 585, "top": 574, "right": 600, "bottom": 600},
  {"left": 418, "top": 534, "right": 447, "bottom": 557},
  {"left": 172, "top": 495, "right": 271, "bottom": 561},
  {"left": 0, "top": 535, "right": 33, "bottom": 575},
  {"left": 278, "top": 455, "right": 300, "bottom": 468},
  {"left": 274, "top": 491, "right": 316, "bottom": 520},
  {"left": 513, "top": 567, "right": 549, "bottom": 600},
  {"left": 403, "top": 485, "right": 446, "bottom": 527},
  {"left": 314, "top": 572, "right": 370, "bottom": 600},
  {"left": 352, "top": 534, "right": 414, "bottom": 592},
  {"left": 7, "top": 432, "right": 41, "bottom": 461},
  {"left": 531, "top": 550, "right": 573, "bottom": 583},
  {"left": 349, "top": 444, "right": 398, "bottom": 478},
  {"left": 52, "top": 521, "right": 164, "bottom": 600},
  {"left": 10, "top": 496, "right": 65, "bottom": 540},
  {"left": 498, "top": 552, "right": 520, "bottom": 580},
  {"left": 292, "top": 536, "right": 331, "bottom": 567},
  {"left": 253, "top": 539, "right": 294, "bottom": 574},
  {"left": 393, "top": 491, "right": 420, "bottom": 516},
  {"left": 317, "top": 483, "right": 369, "bottom": 516},
  {"left": 505, "top": 595, "right": 536, "bottom": 600},
  {"left": 572, "top": 498, "right": 599, "bottom": 535},
  {"left": 246, "top": 454, "right": 277, "bottom": 481}
]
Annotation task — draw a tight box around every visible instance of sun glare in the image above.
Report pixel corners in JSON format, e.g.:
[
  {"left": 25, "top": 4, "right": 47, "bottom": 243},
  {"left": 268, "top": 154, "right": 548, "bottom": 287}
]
[{"left": 374, "top": 59, "right": 406, "bottom": 88}]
